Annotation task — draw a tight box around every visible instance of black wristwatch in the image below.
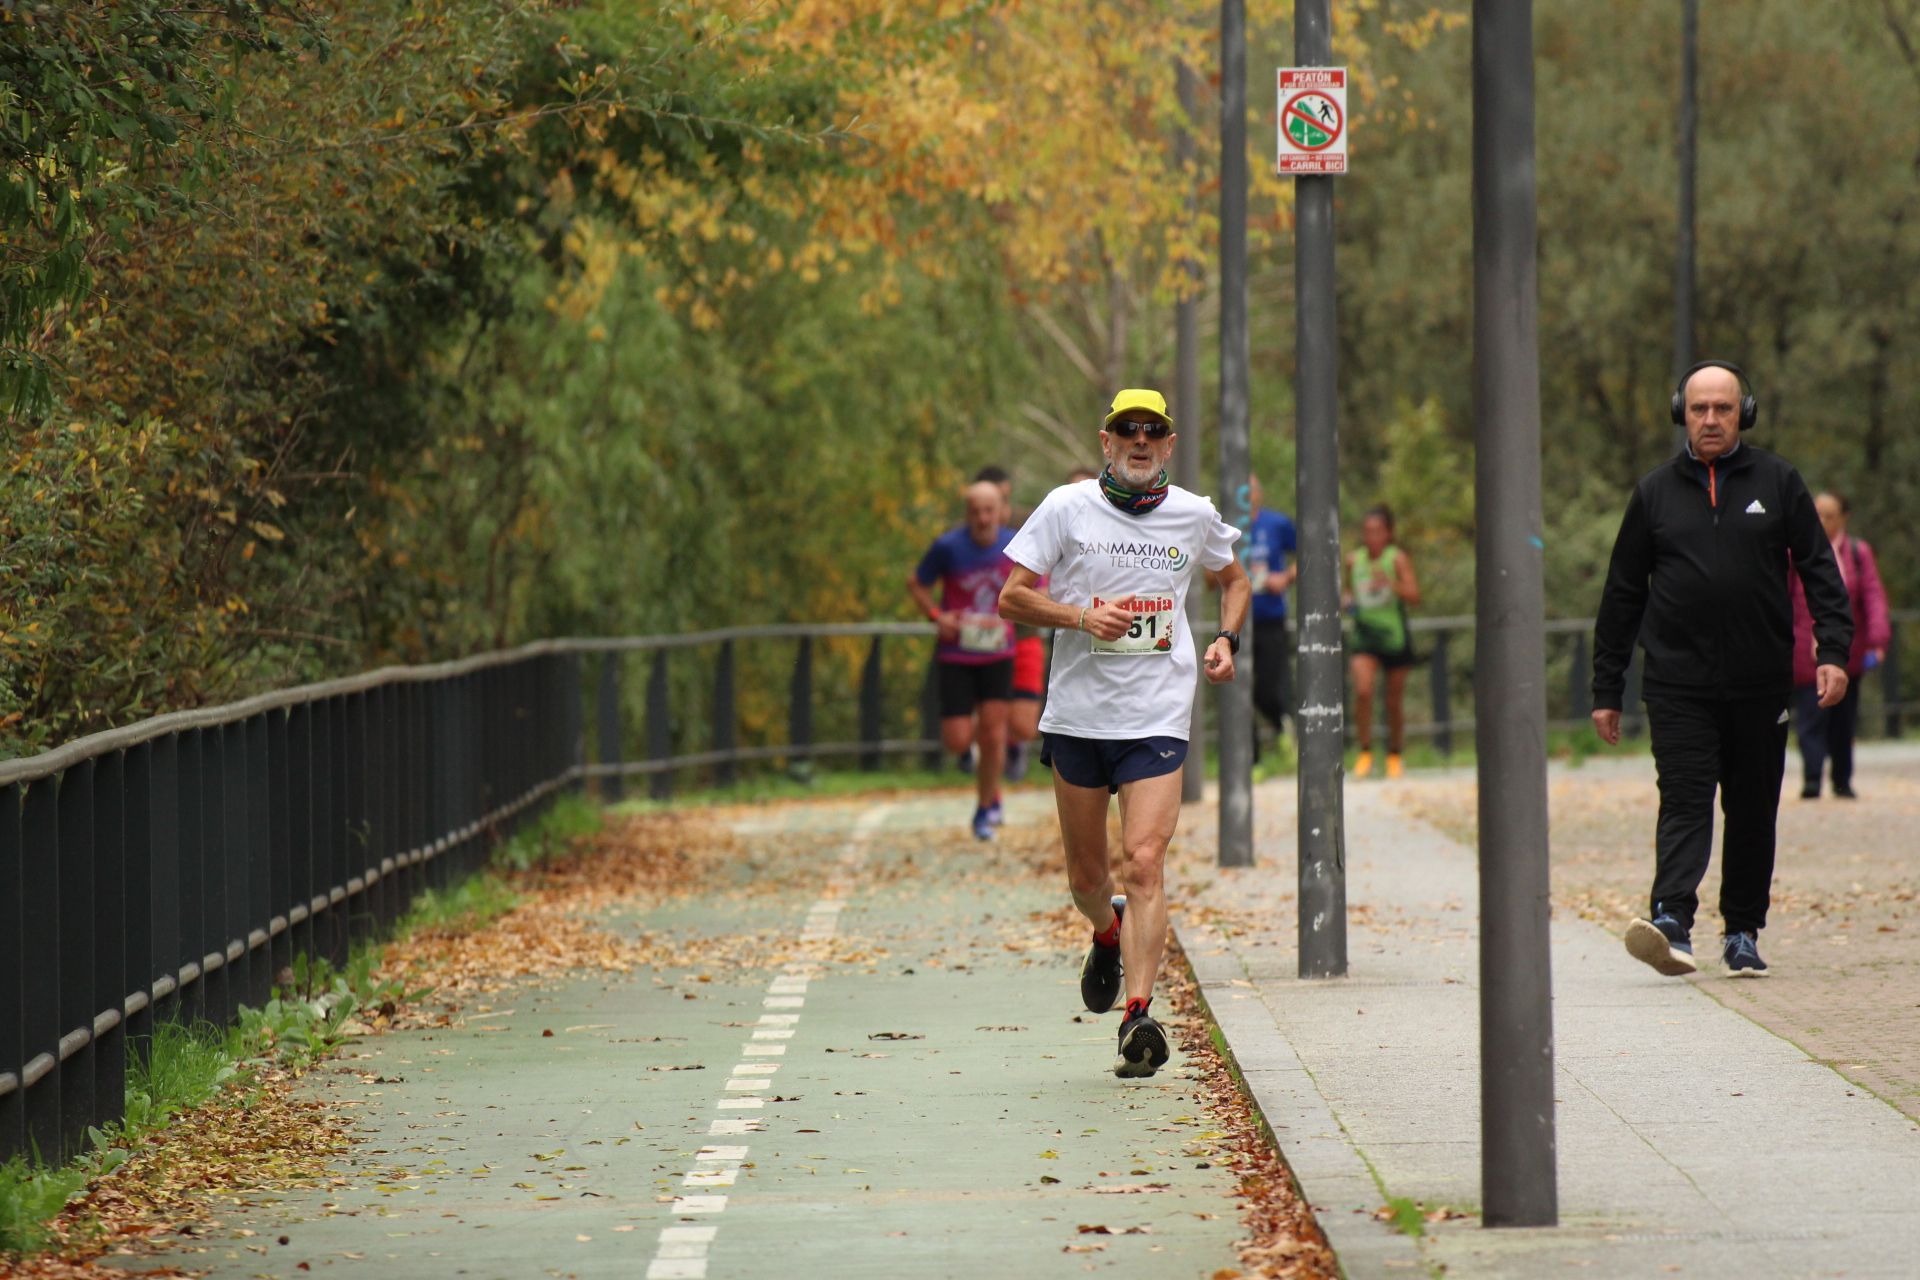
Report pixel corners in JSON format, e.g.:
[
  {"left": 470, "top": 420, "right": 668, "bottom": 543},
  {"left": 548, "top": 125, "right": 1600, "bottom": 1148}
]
[{"left": 1214, "top": 629, "right": 1241, "bottom": 654}]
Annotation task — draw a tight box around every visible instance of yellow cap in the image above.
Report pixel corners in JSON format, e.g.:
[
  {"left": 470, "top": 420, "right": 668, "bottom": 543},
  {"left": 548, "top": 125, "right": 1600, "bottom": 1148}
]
[{"left": 1103, "top": 388, "right": 1173, "bottom": 429}]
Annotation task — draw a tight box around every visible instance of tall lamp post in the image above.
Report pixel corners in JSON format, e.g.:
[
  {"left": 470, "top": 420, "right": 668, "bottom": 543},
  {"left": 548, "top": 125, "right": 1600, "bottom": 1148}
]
[
  {"left": 1472, "top": 0, "right": 1558, "bottom": 1227},
  {"left": 1217, "top": 0, "right": 1255, "bottom": 867}
]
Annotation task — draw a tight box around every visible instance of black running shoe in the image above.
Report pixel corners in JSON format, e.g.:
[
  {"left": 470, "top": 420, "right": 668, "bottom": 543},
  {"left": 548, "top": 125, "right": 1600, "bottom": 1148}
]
[
  {"left": 1079, "top": 896, "right": 1125, "bottom": 1013},
  {"left": 1114, "top": 1006, "right": 1170, "bottom": 1079}
]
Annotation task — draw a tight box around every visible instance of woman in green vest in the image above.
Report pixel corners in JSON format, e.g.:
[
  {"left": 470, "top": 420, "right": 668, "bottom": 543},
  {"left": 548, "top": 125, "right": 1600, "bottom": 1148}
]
[{"left": 1348, "top": 504, "right": 1422, "bottom": 779}]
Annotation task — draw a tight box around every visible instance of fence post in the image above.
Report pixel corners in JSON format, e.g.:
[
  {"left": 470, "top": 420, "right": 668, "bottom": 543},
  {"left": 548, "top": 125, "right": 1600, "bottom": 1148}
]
[
  {"left": 268, "top": 711, "right": 293, "bottom": 992},
  {"left": 245, "top": 715, "right": 272, "bottom": 1008},
  {"left": 221, "top": 720, "right": 249, "bottom": 1020},
  {"left": 21, "top": 779, "right": 60, "bottom": 1164},
  {"left": 714, "top": 639, "right": 737, "bottom": 789},
  {"left": 286, "top": 706, "right": 314, "bottom": 983},
  {"left": 123, "top": 745, "right": 155, "bottom": 1058},
  {"left": 788, "top": 636, "right": 814, "bottom": 779},
  {"left": 647, "top": 650, "right": 672, "bottom": 801},
  {"left": 1430, "top": 630, "right": 1453, "bottom": 759},
  {"left": 148, "top": 735, "right": 180, "bottom": 1031},
  {"left": 177, "top": 730, "right": 207, "bottom": 1025},
  {"left": 90, "top": 750, "right": 127, "bottom": 1143},
  {"left": 57, "top": 760, "right": 96, "bottom": 1161},
  {"left": 344, "top": 692, "right": 369, "bottom": 954},
  {"left": 859, "top": 636, "right": 885, "bottom": 773},
  {"left": 1, "top": 784, "right": 22, "bottom": 1160},
  {"left": 1569, "top": 632, "right": 1592, "bottom": 723},
  {"left": 597, "top": 653, "right": 624, "bottom": 802},
  {"left": 920, "top": 658, "right": 942, "bottom": 772},
  {"left": 1883, "top": 624, "right": 1901, "bottom": 739}
]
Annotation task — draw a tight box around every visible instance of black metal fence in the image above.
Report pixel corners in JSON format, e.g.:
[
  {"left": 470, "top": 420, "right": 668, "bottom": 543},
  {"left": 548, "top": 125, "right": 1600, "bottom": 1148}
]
[{"left": 0, "top": 648, "right": 584, "bottom": 1167}]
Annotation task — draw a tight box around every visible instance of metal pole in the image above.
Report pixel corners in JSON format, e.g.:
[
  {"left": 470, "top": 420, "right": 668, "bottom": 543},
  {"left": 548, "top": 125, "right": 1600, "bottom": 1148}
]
[
  {"left": 1216, "top": 0, "right": 1254, "bottom": 867},
  {"left": 1176, "top": 58, "right": 1208, "bottom": 807},
  {"left": 1473, "top": 0, "right": 1558, "bottom": 1227},
  {"left": 1673, "top": 0, "right": 1697, "bottom": 453},
  {"left": 1294, "top": 0, "right": 1347, "bottom": 976}
]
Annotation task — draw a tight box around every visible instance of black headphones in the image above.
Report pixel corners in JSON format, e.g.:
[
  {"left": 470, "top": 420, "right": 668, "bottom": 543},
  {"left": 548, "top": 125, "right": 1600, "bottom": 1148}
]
[{"left": 1670, "top": 360, "right": 1758, "bottom": 431}]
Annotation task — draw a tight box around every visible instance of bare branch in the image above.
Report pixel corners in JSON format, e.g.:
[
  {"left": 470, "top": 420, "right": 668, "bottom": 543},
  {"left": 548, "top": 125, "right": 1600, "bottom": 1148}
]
[{"left": 1024, "top": 303, "right": 1103, "bottom": 386}]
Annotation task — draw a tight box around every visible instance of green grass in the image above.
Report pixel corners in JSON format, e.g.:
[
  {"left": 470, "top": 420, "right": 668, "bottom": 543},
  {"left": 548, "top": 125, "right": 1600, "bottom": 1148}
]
[
  {"left": 0, "top": 1020, "right": 248, "bottom": 1254},
  {"left": 395, "top": 872, "right": 521, "bottom": 936},
  {"left": 0, "top": 1155, "right": 90, "bottom": 1256},
  {"left": 1382, "top": 1194, "right": 1427, "bottom": 1238},
  {"left": 491, "top": 791, "right": 609, "bottom": 871}
]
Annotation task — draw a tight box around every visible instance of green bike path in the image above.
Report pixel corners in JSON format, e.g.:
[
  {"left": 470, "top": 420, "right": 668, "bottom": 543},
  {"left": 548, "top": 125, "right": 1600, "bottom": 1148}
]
[{"left": 114, "top": 794, "right": 1251, "bottom": 1279}]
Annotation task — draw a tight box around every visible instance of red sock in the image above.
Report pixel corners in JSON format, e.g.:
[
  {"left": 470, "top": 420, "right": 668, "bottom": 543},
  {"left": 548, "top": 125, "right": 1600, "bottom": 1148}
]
[
  {"left": 1093, "top": 915, "right": 1122, "bottom": 948},
  {"left": 1124, "top": 997, "right": 1151, "bottom": 1020}
]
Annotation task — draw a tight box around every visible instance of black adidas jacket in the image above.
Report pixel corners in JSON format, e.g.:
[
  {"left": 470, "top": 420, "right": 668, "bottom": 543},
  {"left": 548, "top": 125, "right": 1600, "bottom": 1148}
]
[{"left": 1592, "top": 441, "right": 1852, "bottom": 708}]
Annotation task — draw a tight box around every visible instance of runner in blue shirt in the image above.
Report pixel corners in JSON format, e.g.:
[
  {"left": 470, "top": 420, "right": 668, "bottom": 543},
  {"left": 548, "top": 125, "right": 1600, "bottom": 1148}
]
[
  {"left": 908, "top": 481, "right": 1018, "bottom": 840},
  {"left": 1245, "top": 474, "right": 1299, "bottom": 745}
]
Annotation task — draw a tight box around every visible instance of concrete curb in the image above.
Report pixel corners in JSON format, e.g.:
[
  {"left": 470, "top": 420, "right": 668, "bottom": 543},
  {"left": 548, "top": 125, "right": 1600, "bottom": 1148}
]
[{"left": 1177, "top": 919, "right": 1428, "bottom": 1279}]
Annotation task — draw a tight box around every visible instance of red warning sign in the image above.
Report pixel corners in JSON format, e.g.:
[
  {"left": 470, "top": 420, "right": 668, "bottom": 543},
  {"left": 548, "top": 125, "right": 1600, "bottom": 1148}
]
[{"left": 1277, "top": 68, "right": 1348, "bottom": 175}]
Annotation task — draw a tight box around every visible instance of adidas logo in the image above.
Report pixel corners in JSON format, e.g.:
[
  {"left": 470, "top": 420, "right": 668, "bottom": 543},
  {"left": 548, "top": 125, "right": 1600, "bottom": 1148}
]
[{"left": 1745, "top": 499, "right": 1766, "bottom": 514}]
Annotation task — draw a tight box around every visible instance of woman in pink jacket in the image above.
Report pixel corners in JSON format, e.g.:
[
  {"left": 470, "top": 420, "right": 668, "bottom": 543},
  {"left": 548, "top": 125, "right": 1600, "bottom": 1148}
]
[{"left": 1791, "top": 491, "right": 1892, "bottom": 798}]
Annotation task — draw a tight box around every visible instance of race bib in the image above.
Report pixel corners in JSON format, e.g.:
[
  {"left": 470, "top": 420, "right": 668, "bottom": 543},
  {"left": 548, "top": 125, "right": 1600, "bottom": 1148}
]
[
  {"left": 1090, "top": 594, "right": 1177, "bottom": 656},
  {"left": 958, "top": 612, "right": 1011, "bottom": 654}
]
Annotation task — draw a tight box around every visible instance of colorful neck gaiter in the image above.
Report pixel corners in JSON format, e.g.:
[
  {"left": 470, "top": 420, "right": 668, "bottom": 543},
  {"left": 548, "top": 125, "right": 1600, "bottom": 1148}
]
[{"left": 1099, "top": 465, "right": 1170, "bottom": 516}]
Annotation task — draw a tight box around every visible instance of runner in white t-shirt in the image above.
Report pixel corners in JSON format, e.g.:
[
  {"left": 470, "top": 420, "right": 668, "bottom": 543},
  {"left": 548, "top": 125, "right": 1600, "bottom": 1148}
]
[{"left": 999, "top": 388, "right": 1250, "bottom": 1079}]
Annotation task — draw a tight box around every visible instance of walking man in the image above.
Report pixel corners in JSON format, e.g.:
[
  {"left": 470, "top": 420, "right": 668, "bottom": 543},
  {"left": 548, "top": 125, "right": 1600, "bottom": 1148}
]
[
  {"left": 1592, "top": 361, "right": 1852, "bottom": 978},
  {"left": 909, "top": 480, "right": 1017, "bottom": 841},
  {"left": 1000, "top": 388, "right": 1249, "bottom": 1077}
]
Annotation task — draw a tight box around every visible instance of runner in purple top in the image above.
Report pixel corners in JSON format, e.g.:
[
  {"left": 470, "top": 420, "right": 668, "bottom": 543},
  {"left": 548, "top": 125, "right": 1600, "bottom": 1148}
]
[{"left": 908, "top": 481, "right": 1017, "bottom": 840}]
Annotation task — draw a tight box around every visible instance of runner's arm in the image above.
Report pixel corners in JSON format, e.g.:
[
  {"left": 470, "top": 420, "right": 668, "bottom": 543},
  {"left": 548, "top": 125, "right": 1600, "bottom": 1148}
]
[
  {"left": 1393, "top": 549, "right": 1421, "bottom": 607},
  {"left": 1214, "top": 558, "right": 1252, "bottom": 634},
  {"left": 906, "top": 574, "right": 943, "bottom": 622},
  {"left": 998, "top": 566, "right": 1077, "bottom": 630},
  {"left": 999, "top": 566, "right": 1135, "bottom": 641}
]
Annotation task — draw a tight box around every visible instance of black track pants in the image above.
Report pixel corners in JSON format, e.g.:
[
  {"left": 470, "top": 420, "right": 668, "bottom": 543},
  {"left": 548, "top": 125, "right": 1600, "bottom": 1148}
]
[
  {"left": 1252, "top": 617, "right": 1292, "bottom": 738},
  {"left": 1645, "top": 693, "right": 1790, "bottom": 937}
]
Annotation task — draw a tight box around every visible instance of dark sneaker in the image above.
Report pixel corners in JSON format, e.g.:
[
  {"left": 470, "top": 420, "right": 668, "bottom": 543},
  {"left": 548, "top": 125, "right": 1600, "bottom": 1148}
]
[
  {"left": 1624, "top": 914, "right": 1697, "bottom": 977},
  {"left": 1114, "top": 1006, "right": 1170, "bottom": 1079},
  {"left": 1079, "top": 897, "right": 1125, "bottom": 1013},
  {"left": 1833, "top": 783, "right": 1857, "bottom": 799},
  {"left": 970, "top": 804, "right": 995, "bottom": 841},
  {"left": 1800, "top": 783, "right": 1820, "bottom": 799},
  {"left": 984, "top": 799, "right": 1004, "bottom": 829},
  {"left": 1723, "top": 930, "right": 1770, "bottom": 978},
  {"left": 956, "top": 746, "right": 976, "bottom": 775}
]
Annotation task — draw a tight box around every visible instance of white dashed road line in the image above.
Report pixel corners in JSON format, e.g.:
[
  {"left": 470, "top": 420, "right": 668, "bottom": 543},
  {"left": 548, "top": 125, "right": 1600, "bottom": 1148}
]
[{"left": 644, "top": 804, "right": 889, "bottom": 1280}]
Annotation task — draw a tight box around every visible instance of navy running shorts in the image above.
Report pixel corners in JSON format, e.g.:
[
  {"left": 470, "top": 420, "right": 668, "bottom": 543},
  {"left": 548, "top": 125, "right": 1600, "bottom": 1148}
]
[{"left": 1040, "top": 733, "right": 1188, "bottom": 794}]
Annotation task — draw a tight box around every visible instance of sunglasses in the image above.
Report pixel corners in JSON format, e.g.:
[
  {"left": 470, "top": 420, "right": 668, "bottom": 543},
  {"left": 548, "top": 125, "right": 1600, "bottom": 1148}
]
[{"left": 1107, "top": 419, "right": 1171, "bottom": 441}]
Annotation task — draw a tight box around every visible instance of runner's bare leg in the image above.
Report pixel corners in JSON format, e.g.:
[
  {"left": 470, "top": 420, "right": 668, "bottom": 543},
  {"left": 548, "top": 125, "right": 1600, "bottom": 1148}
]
[
  {"left": 1113, "top": 770, "right": 1183, "bottom": 1004},
  {"left": 1053, "top": 771, "right": 1119, "bottom": 932},
  {"left": 940, "top": 714, "right": 975, "bottom": 757},
  {"left": 974, "top": 698, "right": 1008, "bottom": 805},
  {"left": 1385, "top": 666, "right": 1411, "bottom": 755}
]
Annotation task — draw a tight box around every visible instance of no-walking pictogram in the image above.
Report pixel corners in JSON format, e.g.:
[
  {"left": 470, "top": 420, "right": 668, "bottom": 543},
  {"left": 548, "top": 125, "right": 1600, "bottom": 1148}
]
[
  {"left": 1283, "top": 90, "right": 1342, "bottom": 152},
  {"left": 1277, "top": 67, "right": 1348, "bottom": 175}
]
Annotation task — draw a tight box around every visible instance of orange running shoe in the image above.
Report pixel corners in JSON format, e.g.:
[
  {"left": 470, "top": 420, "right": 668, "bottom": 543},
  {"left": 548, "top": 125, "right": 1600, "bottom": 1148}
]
[
  {"left": 1386, "top": 753, "right": 1404, "bottom": 779},
  {"left": 1353, "top": 750, "right": 1374, "bottom": 778}
]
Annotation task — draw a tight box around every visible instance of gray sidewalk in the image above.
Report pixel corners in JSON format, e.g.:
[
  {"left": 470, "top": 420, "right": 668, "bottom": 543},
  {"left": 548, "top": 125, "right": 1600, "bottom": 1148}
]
[{"left": 1175, "top": 771, "right": 1920, "bottom": 1279}]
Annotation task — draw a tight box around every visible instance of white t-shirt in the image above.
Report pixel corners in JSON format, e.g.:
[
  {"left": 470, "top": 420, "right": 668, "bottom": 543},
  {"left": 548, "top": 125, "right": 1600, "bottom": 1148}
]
[{"left": 1005, "top": 479, "right": 1240, "bottom": 740}]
